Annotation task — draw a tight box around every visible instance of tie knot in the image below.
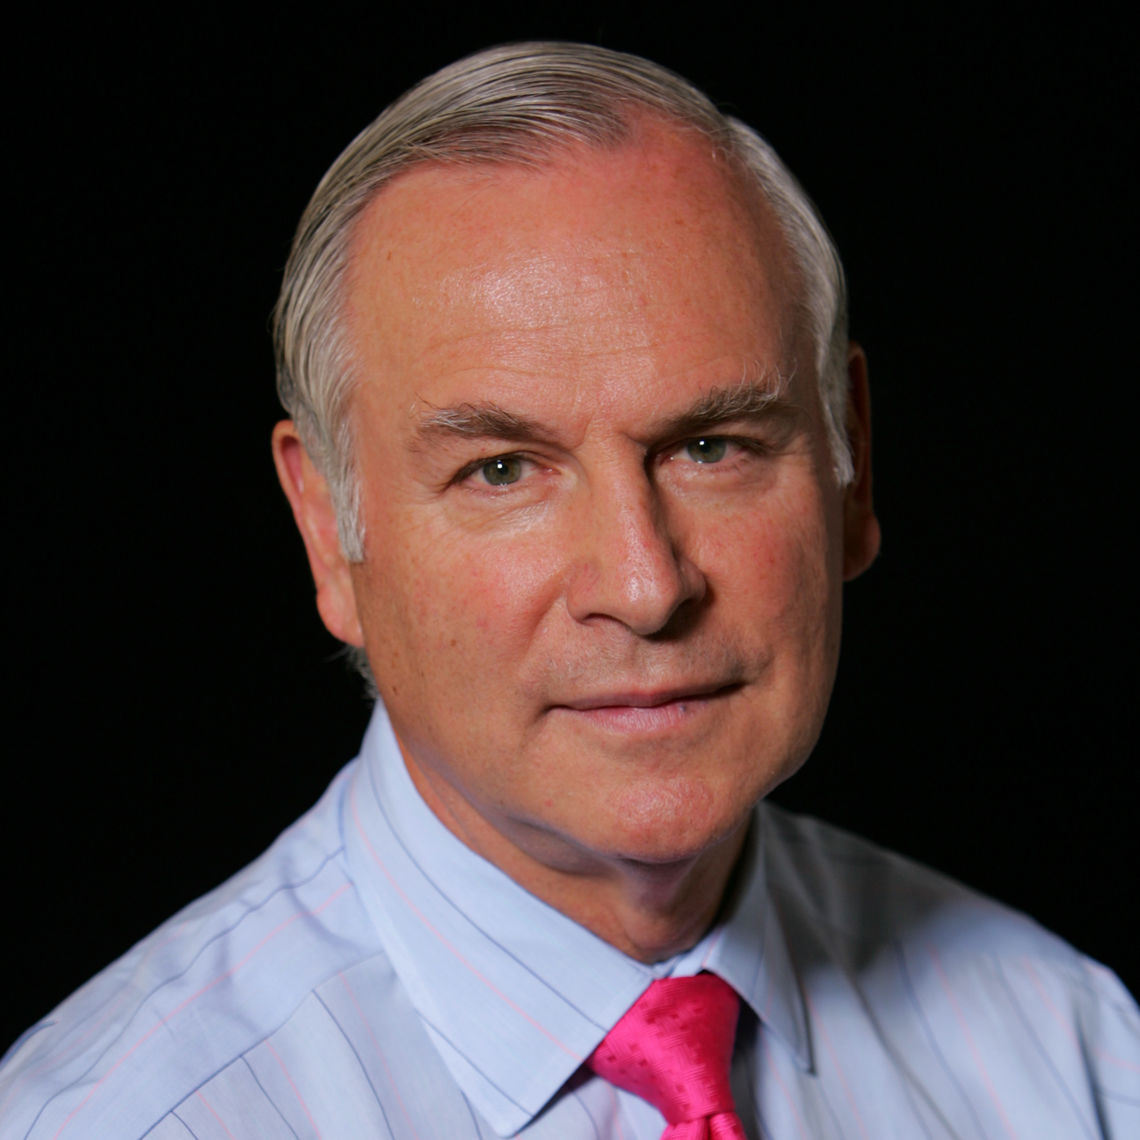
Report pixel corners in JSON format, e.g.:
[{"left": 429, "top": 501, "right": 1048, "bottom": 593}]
[{"left": 588, "top": 974, "right": 741, "bottom": 1127}]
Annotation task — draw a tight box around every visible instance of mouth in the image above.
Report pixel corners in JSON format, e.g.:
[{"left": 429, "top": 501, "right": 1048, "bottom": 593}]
[
  {"left": 551, "top": 681, "right": 742, "bottom": 733},
  {"left": 558, "top": 681, "right": 740, "bottom": 711}
]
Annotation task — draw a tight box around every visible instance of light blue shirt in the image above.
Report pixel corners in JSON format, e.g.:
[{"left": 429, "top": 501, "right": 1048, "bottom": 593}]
[{"left": 2, "top": 705, "right": 1137, "bottom": 1138}]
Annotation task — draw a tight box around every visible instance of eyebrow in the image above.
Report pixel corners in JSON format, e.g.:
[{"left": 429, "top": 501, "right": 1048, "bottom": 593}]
[
  {"left": 414, "top": 402, "right": 546, "bottom": 447},
  {"left": 412, "top": 374, "right": 795, "bottom": 450},
  {"left": 661, "top": 379, "right": 793, "bottom": 440}
]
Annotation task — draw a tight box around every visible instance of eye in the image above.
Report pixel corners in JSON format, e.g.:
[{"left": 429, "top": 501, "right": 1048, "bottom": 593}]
[
  {"left": 684, "top": 437, "right": 729, "bottom": 463},
  {"left": 478, "top": 456, "right": 524, "bottom": 486}
]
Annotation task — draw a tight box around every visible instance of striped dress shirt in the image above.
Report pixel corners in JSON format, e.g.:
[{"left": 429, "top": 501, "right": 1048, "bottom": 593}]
[{"left": 2, "top": 704, "right": 1137, "bottom": 1138}]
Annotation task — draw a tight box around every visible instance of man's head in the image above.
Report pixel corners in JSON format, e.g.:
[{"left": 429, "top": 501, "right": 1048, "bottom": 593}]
[
  {"left": 272, "top": 43, "right": 879, "bottom": 953},
  {"left": 273, "top": 42, "right": 854, "bottom": 562}
]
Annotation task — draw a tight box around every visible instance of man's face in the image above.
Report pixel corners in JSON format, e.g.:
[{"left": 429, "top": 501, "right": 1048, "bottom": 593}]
[{"left": 330, "top": 124, "right": 876, "bottom": 879}]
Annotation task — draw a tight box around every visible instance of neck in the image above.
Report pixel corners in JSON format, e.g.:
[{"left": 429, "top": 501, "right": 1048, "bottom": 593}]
[{"left": 524, "top": 828, "right": 750, "bottom": 961}]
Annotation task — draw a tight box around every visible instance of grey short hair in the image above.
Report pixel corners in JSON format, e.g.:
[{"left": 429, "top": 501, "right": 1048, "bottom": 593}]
[{"left": 274, "top": 41, "right": 852, "bottom": 563}]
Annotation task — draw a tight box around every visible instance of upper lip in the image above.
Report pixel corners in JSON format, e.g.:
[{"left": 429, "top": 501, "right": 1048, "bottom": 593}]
[{"left": 557, "top": 681, "right": 737, "bottom": 711}]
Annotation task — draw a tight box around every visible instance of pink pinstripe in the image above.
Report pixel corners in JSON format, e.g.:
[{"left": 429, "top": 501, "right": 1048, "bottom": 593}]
[
  {"left": 800, "top": 985, "right": 871, "bottom": 1140},
  {"left": 195, "top": 1089, "right": 237, "bottom": 1140},
  {"left": 0, "top": 916, "right": 193, "bottom": 1121},
  {"left": 338, "top": 971, "right": 422, "bottom": 1139},
  {"left": 50, "top": 882, "right": 353, "bottom": 1139},
  {"left": 759, "top": 1032, "right": 812, "bottom": 1140},
  {"left": 265, "top": 1039, "right": 323, "bottom": 1139},
  {"left": 606, "top": 1081, "right": 627, "bottom": 1140},
  {"left": 350, "top": 780, "right": 582, "bottom": 1061},
  {"left": 1021, "top": 957, "right": 1140, "bottom": 1073},
  {"left": 926, "top": 945, "right": 1020, "bottom": 1140}
]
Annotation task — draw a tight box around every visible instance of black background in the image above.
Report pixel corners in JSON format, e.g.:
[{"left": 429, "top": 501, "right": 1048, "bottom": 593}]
[{"left": 7, "top": 3, "right": 1136, "bottom": 1048}]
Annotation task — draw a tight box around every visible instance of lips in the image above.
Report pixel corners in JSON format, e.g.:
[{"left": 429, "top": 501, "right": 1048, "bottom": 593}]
[{"left": 556, "top": 681, "right": 740, "bottom": 712}]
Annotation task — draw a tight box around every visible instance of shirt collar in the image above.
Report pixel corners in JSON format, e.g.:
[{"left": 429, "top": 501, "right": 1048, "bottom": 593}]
[
  {"left": 343, "top": 704, "right": 810, "bottom": 1134},
  {"left": 696, "top": 821, "right": 812, "bottom": 1071}
]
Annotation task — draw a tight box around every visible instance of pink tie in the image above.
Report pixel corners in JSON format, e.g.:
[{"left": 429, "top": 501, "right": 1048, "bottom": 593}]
[{"left": 587, "top": 973, "right": 747, "bottom": 1139}]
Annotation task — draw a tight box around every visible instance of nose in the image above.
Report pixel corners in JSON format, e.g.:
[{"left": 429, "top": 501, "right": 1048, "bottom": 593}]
[{"left": 564, "top": 475, "right": 706, "bottom": 636}]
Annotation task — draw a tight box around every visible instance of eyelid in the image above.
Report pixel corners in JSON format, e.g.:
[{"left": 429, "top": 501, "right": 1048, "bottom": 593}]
[
  {"left": 447, "top": 424, "right": 780, "bottom": 489},
  {"left": 452, "top": 448, "right": 535, "bottom": 487},
  {"left": 660, "top": 433, "right": 771, "bottom": 460}
]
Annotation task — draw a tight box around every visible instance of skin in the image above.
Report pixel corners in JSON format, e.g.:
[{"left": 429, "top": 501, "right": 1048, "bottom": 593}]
[{"left": 273, "top": 120, "right": 880, "bottom": 962}]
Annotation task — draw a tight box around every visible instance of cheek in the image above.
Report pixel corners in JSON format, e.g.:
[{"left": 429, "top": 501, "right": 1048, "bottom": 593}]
[
  {"left": 705, "top": 495, "right": 836, "bottom": 615},
  {"left": 376, "top": 523, "right": 566, "bottom": 659}
]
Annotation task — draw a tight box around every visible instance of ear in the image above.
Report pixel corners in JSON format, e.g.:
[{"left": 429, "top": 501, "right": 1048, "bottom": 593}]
[
  {"left": 841, "top": 343, "right": 882, "bottom": 581},
  {"left": 271, "top": 421, "right": 365, "bottom": 647}
]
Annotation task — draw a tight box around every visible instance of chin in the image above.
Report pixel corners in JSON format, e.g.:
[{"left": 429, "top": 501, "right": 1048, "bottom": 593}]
[{"left": 591, "top": 778, "right": 754, "bottom": 867}]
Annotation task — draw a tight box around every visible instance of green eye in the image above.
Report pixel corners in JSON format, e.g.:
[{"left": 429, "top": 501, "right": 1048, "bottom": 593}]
[
  {"left": 685, "top": 437, "right": 728, "bottom": 463},
  {"left": 481, "top": 456, "right": 524, "bottom": 485}
]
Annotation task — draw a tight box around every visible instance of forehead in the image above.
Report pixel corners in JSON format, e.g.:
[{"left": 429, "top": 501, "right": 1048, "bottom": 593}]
[{"left": 342, "top": 122, "right": 808, "bottom": 418}]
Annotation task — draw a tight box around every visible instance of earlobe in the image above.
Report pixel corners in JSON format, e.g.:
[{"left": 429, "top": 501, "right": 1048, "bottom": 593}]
[
  {"left": 841, "top": 344, "right": 882, "bottom": 581},
  {"left": 271, "top": 421, "right": 366, "bottom": 647}
]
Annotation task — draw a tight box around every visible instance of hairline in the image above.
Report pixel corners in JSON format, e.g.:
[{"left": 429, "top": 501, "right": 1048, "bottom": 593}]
[{"left": 273, "top": 45, "right": 853, "bottom": 566}]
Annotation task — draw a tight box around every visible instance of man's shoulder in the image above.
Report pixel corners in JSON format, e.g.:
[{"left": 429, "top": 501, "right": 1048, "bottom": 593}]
[
  {"left": 759, "top": 800, "right": 1136, "bottom": 1020},
  {"left": 757, "top": 803, "right": 1140, "bottom": 1131},
  {"left": 761, "top": 802, "right": 1118, "bottom": 976},
  {"left": 0, "top": 763, "right": 387, "bottom": 1139}
]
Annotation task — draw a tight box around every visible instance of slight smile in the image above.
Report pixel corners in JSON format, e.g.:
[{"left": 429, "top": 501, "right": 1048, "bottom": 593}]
[{"left": 551, "top": 683, "right": 743, "bottom": 734}]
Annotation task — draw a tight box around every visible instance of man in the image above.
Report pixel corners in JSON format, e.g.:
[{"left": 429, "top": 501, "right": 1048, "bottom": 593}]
[{"left": 2, "top": 41, "right": 1135, "bottom": 1139}]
